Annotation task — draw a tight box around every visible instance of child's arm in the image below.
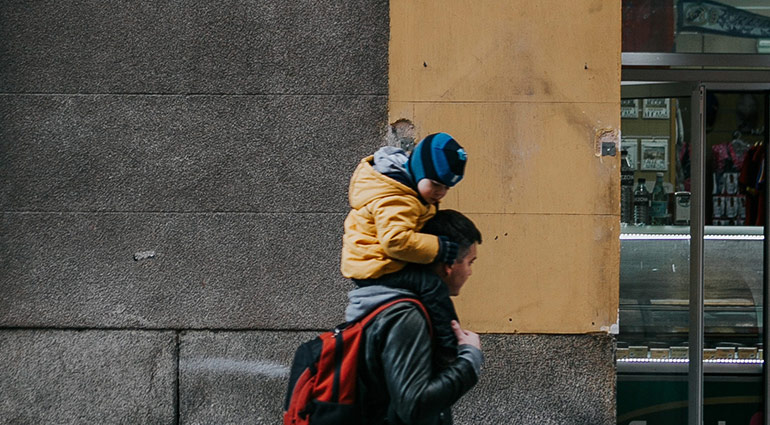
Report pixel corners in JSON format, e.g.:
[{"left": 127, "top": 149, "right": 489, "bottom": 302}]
[{"left": 371, "top": 196, "right": 440, "bottom": 264}]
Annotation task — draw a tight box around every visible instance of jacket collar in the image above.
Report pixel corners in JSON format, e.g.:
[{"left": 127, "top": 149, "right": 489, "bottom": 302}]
[{"left": 345, "top": 285, "right": 416, "bottom": 322}]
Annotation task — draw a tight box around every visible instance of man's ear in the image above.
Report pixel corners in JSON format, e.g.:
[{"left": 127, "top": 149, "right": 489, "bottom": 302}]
[{"left": 437, "top": 262, "right": 453, "bottom": 278}]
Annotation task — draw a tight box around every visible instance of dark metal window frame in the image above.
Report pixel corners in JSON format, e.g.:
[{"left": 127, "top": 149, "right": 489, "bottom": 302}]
[
  {"left": 623, "top": 52, "right": 770, "bottom": 68},
  {"left": 622, "top": 52, "right": 770, "bottom": 84}
]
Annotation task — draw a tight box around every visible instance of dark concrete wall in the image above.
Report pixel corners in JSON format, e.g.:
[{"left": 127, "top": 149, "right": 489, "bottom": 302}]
[
  {"left": 0, "top": 1, "right": 388, "bottom": 331},
  {"left": 0, "top": 1, "right": 615, "bottom": 424},
  {"left": 0, "top": 1, "right": 387, "bottom": 422}
]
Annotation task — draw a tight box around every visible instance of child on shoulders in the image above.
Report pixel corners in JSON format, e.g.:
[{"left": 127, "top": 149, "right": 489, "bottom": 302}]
[{"left": 341, "top": 132, "right": 467, "bottom": 359}]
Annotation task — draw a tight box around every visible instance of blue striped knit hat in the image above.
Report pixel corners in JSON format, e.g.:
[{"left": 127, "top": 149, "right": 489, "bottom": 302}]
[{"left": 406, "top": 133, "right": 467, "bottom": 187}]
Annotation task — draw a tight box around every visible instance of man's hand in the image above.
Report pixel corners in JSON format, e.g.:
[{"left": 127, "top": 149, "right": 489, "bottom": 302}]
[{"left": 451, "top": 320, "right": 480, "bottom": 349}]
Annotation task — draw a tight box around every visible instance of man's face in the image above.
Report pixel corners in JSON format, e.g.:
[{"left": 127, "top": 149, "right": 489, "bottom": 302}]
[{"left": 443, "top": 243, "right": 477, "bottom": 296}]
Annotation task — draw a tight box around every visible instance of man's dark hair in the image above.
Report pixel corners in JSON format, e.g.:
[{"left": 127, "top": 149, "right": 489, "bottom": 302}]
[{"left": 421, "top": 209, "right": 482, "bottom": 260}]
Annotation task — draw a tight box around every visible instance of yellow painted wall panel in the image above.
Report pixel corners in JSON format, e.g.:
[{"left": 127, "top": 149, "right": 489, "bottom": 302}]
[
  {"left": 389, "top": 0, "right": 621, "bottom": 334},
  {"left": 390, "top": 0, "right": 621, "bottom": 104},
  {"left": 389, "top": 101, "right": 620, "bottom": 215},
  {"left": 456, "top": 213, "right": 619, "bottom": 334}
]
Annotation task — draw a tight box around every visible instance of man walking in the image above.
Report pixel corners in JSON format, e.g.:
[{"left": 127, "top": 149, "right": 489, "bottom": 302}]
[{"left": 344, "top": 209, "right": 483, "bottom": 424}]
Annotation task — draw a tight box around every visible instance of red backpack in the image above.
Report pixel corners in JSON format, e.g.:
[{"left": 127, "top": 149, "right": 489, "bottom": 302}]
[{"left": 283, "top": 298, "right": 429, "bottom": 425}]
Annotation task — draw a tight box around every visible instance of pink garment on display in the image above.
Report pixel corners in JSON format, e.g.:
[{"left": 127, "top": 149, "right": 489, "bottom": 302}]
[{"left": 712, "top": 141, "right": 747, "bottom": 173}]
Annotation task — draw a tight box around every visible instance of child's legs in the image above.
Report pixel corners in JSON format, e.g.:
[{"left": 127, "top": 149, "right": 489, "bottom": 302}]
[
  {"left": 353, "top": 268, "right": 419, "bottom": 291},
  {"left": 395, "top": 266, "right": 459, "bottom": 321},
  {"left": 380, "top": 266, "right": 459, "bottom": 354}
]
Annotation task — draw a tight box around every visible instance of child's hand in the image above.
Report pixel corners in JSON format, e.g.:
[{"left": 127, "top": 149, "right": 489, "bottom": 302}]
[{"left": 437, "top": 236, "right": 459, "bottom": 264}]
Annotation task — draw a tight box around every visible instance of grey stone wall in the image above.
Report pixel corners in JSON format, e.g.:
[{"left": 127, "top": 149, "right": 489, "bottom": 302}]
[
  {"left": 0, "top": 330, "right": 177, "bottom": 424},
  {"left": 456, "top": 334, "right": 616, "bottom": 425},
  {"left": 1, "top": 1, "right": 387, "bottom": 423},
  {"left": 0, "top": 1, "right": 615, "bottom": 424},
  {"left": 0, "top": 1, "right": 388, "bottom": 325}
]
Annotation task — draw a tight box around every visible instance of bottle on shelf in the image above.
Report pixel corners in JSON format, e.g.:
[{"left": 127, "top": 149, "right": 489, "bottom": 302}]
[
  {"left": 650, "top": 172, "right": 668, "bottom": 225},
  {"left": 633, "top": 178, "right": 651, "bottom": 226},
  {"left": 620, "top": 150, "right": 634, "bottom": 225}
]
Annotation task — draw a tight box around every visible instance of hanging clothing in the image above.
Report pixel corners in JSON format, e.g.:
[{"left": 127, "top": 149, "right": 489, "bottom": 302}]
[
  {"left": 712, "top": 138, "right": 751, "bottom": 207},
  {"left": 712, "top": 139, "right": 747, "bottom": 173},
  {"left": 739, "top": 143, "right": 765, "bottom": 226}
]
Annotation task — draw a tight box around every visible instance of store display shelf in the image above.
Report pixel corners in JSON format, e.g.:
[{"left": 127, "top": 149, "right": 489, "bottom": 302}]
[{"left": 617, "top": 357, "right": 763, "bottom": 375}]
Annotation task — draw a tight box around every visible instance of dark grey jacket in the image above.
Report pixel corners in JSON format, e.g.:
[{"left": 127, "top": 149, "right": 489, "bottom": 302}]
[{"left": 347, "top": 286, "right": 482, "bottom": 425}]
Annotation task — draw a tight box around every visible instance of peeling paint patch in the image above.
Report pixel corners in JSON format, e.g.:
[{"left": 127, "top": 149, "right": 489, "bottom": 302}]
[
  {"left": 595, "top": 127, "right": 620, "bottom": 157},
  {"left": 600, "top": 310, "right": 620, "bottom": 334},
  {"left": 386, "top": 119, "right": 416, "bottom": 152}
]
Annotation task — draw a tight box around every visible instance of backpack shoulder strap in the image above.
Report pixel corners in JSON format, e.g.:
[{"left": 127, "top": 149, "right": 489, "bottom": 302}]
[{"left": 357, "top": 297, "right": 431, "bottom": 332}]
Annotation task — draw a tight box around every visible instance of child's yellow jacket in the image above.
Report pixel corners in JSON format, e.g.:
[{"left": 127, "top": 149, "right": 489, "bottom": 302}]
[{"left": 341, "top": 155, "right": 439, "bottom": 279}]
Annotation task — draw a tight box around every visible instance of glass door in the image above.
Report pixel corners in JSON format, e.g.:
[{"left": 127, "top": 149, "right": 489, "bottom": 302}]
[
  {"left": 617, "top": 83, "right": 770, "bottom": 425},
  {"left": 617, "top": 83, "right": 698, "bottom": 425}
]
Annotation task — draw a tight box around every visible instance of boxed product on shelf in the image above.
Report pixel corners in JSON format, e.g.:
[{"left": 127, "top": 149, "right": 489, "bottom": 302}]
[
  {"left": 716, "top": 347, "right": 736, "bottom": 359},
  {"left": 670, "top": 346, "right": 688, "bottom": 359},
  {"left": 629, "top": 346, "right": 649, "bottom": 359},
  {"left": 737, "top": 347, "right": 758, "bottom": 359}
]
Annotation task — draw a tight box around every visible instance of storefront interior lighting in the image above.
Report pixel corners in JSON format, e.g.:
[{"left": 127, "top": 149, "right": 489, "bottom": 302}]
[
  {"left": 620, "top": 234, "right": 763, "bottom": 241},
  {"left": 617, "top": 358, "right": 763, "bottom": 365}
]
